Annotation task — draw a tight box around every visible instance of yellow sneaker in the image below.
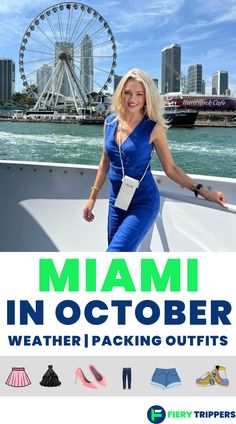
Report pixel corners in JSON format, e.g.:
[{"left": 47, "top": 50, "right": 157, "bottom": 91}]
[
  {"left": 211, "top": 366, "right": 229, "bottom": 387},
  {"left": 196, "top": 371, "right": 216, "bottom": 387}
]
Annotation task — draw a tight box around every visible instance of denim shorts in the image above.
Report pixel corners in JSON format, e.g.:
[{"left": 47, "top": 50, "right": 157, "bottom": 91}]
[{"left": 151, "top": 368, "right": 181, "bottom": 389}]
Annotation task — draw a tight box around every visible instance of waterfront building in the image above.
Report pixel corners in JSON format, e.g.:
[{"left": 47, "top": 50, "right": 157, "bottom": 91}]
[
  {"left": 153, "top": 78, "right": 158, "bottom": 91},
  {"left": 161, "top": 44, "right": 181, "bottom": 94},
  {"left": 0, "top": 58, "right": 15, "bottom": 102},
  {"left": 55, "top": 42, "right": 75, "bottom": 97},
  {"left": 80, "top": 35, "right": 93, "bottom": 94},
  {"left": 201, "top": 80, "right": 206, "bottom": 95},
  {"left": 187, "top": 64, "right": 202, "bottom": 94},
  {"left": 114, "top": 74, "right": 122, "bottom": 92},
  {"left": 212, "top": 71, "right": 229, "bottom": 95},
  {"left": 37, "top": 65, "right": 52, "bottom": 94}
]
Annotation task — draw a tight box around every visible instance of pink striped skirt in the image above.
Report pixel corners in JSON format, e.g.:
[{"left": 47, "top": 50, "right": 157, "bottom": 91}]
[{"left": 5, "top": 367, "right": 31, "bottom": 388}]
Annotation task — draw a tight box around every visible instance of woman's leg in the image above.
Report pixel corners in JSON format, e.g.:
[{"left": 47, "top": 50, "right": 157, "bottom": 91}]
[
  {"left": 107, "top": 202, "right": 127, "bottom": 246},
  {"left": 107, "top": 203, "right": 159, "bottom": 252}
]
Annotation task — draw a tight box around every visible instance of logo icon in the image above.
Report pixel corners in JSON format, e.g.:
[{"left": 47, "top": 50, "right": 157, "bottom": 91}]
[{"left": 147, "top": 405, "right": 166, "bottom": 423}]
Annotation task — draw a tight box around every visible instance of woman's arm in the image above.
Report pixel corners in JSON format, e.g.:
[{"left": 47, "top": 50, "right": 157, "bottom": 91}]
[
  {"left": 83, "top": 149, "right": 110, "bottom": 222},
  {"left": 83, "top": 121, "right": 110, "bottom": 222},
  {"left": 151, "top": 123, "right": 227, "bottom": 207}
]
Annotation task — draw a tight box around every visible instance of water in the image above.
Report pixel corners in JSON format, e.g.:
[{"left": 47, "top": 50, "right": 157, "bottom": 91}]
[{"left": 0, "top": 121, "right": 235, "bottom": 178}]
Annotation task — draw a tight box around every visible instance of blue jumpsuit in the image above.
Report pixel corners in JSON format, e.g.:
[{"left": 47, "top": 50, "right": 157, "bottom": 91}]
[{"left": 105, "top": 114, "right": 160, "bottom": 252}]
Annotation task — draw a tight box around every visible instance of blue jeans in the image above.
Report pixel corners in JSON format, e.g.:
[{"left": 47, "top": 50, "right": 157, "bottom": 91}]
[{"left": 122, "top": 367, "right": 132, "bottom": 389}]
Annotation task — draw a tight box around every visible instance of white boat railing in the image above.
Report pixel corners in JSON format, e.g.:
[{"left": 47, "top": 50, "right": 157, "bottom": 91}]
[
  {"left": 138, "top": 190, "right": 236, "bottom": 252},
  {"left": 0, "top": 160, "right": 235, "bottom": 251},
  {"left": 225, "top": 203, "right": 236, "bottom": 213},
  {"left": 159, "top": 190, "right": 236, "bottom": 215}
]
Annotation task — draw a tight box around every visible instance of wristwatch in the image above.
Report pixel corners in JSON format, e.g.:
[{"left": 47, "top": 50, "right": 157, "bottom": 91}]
[{"left": 194, "top": 183, "right": 203, "bottom": 197}]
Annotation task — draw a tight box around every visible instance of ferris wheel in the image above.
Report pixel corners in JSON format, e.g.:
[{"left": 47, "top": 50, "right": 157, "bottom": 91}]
[{"left": 19, "top": 2, "right": 117, "bottom": 112}]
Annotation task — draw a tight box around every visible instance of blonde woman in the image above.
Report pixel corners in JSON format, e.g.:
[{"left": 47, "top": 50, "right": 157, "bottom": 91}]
[{"left": 83, "top": 68, "right": 226, "bottom": 251}]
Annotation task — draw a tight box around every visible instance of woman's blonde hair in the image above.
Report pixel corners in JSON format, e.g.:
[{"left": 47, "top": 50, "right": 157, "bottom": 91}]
[{"left": 108, "top": 68, "right": 168, "bottom": 127}]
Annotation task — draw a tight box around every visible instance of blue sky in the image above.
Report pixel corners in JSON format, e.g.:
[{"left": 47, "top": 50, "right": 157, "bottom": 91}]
[{"left": 1, "top": 0, "right": 236, "bottom": 95}]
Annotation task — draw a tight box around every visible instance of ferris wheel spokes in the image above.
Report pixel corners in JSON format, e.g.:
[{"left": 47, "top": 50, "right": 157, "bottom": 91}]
[
  {"left": 72, "top": 32, "right": 110, "bottom": 58},
  {"left": 24, "top": 58, "right": 55, "bottom": 82},
  {"left": 35, "top": 23, "right": 58, "bottom": 49},
  {"left": 27, "top": 34, "right": 56, "bottom": 53},
  {"left": 68, "top": 8, "right": 86, "bottom": 44},
  {"left": 93, "top": 65, "right": 111, "bottom": 74},
  {"left": 72, "top": 25, "right": 108, "bottom": 59},
  {"left": 65, "top": 4, "right": 73, "bottom": 42},
  {"left": 57, "top": 8, "right": 66, "bottom": 42},
  {"left": 73, "top": 60, "right": 104, "bottom": 92},
  {"left": 20, "top": 2, "right": 117, "bottom": 111},
  {"left": 72, "top": 15, "right": 97, "bottom": 47},
  {"left": 67, "top": 60, "right": 88, "bottom": 102},
  {"left": 54, "top": 67, "right": 66, "bottom": 108},
  {"left": 64, "top": 64, "right": 80, "bottom": 111},
  {"left": 23, "top": 57, "right": 55, "bottom": 66},
  {"left": 33, "top": 59, "right": 61, "bottom": 110},
  {"left": 25, "top": 49, "right": 55, "bottom": 57},
  {"left": 45, "top": 15, "right": 62, "bottom": 45}
]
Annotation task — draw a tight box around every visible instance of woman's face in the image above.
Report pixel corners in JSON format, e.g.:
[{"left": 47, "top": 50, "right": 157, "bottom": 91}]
[{"left": 123, "top": 79, "right": 146, "bottom": 114}]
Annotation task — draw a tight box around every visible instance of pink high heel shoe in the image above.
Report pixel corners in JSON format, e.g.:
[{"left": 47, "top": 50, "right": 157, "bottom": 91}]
[
  {"left": 89, "top": 365, "right": 107, "bottom": 387},
  {"left": 75, "top": 368, "right": 97, "bottom": 389}
]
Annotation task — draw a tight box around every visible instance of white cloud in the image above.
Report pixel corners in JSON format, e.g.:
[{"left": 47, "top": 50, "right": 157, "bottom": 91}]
[
  {"left": 204, "top": 48, "right": 225, "bottom": 60},
  {"left": 116, "top": 37, "right": 154, "bottom": 54},
  {"left": 1, "top": 0, "right": 235, "bottom": 96},
  {"left": 107, "top": 0, "right": 185, "bottom": 33},
  {"left": 195, "top": 0, "right": 236, "bottom": 16},
  {"left": 175, "top": 29, "right": 219, "bottom": 44},
  {"left": 0, "top": 16, "right": 30, "bottom": 50},
  {"left": 178, "top": 1, "right": 236, "bottom": 31},
  {"left": 0, "top": 0, "right": 50, "bottom": 14}
]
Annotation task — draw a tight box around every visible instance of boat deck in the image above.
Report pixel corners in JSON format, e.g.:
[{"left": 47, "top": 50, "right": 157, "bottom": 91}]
[{"left": 0, "top": 161, "right": 235, "bottom": 251}]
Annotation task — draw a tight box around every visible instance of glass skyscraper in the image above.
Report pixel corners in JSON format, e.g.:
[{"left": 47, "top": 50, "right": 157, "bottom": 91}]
[
  {"left": 187, "top": 64, "right": 202, "bottom": 94},
  {"left": 161, "top": 44, "right": 181, "bottom": 94},
  {"left": 113, "top": 74, "right": 122, "bottom": 92},
  {"left": 0, "top": 58, "right": 15, "bottom": 102},
  {"left": 80, "top": 35, "right": 93, "bottom": 94},
  {"left": 212, "top": 71, "right": 228, "bottom": 95},
  {"left": 55, "top": 42, "right": 74, "bottom": 97},
  {"left": 37, "top": 65, "right": 52, "bottom": 94}
]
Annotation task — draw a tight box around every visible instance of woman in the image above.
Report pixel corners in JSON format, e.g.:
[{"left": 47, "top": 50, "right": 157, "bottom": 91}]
[{"left": 83, "top": 68, "right": 226, "bottom": 251}]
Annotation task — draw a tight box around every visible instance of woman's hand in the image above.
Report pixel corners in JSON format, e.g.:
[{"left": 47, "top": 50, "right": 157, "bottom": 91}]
[
  {"left": 203, "top": 190, "right": 227, "bottom": 207},
  {"left": 83, "top": 198, "right": 96, "bottom": 222}
]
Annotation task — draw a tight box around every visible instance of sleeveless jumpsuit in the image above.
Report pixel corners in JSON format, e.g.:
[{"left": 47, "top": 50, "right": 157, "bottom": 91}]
[{"left": 105, "top": 114, "right": 160, "bottom": 252}]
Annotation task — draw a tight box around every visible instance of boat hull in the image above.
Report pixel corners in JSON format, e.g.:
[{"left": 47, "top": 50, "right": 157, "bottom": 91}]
[
  {"left": 164, "top": 111, "right": 198, "bottom": 127},
  {"left": 78, "top": 118, "right": 104, "bottom": 125}
]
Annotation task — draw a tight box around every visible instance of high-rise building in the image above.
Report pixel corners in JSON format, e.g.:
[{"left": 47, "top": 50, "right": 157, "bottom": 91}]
[
  {"left": 161, "top": 44, "right": 181, "bottom": 94},
  {"left": 0, "top": 58, "right": 15, "bottom": 102},
  {"left": 212, "top": 71, "right": 228, "bottom": 95},
  {"left": 80, "top": 35, "right": 93, "bottom": 94},
  {"left": 153, "top": 78, "right": 158, "bottom": 91},
  {"left": 55, "top": 42, "right": 74, "bottom": 97},
  {"left": 201, "top": 80, "right": 206, "bottom": 95},
  {"left": 37, "top": 65, "right": 52, "bottom": 94},
  {"left": 187, "top": 64, "right": 202, "bottom": 94},
  {"left": 114, "top": 75, "right": 122, "bottom": 92}
]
